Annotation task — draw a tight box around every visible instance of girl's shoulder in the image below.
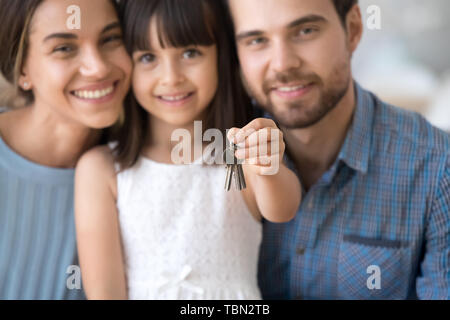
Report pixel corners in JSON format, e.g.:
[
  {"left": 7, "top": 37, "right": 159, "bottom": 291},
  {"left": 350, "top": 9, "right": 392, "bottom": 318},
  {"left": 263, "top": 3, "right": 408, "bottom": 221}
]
[
  {"left": 77, "top": 145, "right": 115, "bottom": 170},
  {"left": 76, "top": 145, "right": 118, "bottom": 197}
]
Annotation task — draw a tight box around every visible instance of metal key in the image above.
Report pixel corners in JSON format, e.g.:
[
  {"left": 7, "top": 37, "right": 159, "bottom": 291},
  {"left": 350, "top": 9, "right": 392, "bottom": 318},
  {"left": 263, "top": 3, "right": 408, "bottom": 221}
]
[
  {"left": 224, "top": 151, "right": 234, "bottom": 191},
  {"left": 224, "top": 147, "right": 235, "bottom": 191},
  {"left": 236, "top": 159, "right": 246, "bottom": 189},
  {"left": 223, "top": 142, "right": 246, "bottom": 191}
]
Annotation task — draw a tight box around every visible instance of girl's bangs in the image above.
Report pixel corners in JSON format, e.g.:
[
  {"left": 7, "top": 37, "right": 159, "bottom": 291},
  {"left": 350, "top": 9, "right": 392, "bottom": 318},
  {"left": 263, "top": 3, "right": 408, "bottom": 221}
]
[{"left": 126, "top": 0, "right": 216, "bottom": 52}]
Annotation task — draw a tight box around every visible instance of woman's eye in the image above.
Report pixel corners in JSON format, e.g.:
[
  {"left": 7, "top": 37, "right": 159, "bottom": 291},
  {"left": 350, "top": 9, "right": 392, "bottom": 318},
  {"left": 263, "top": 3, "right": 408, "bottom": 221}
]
[
  {"left": 102, "top": 34, "right": 123, "bottom": 45},
  {"left": 53, "top": 45, "right": 74, "bottom": 54},
  {"left": 182, "top": 49, "right": 202, "bottom": 59},
  {"left": 247, "top": 37, "right": 267, "bottom": 47},
  {"left": 139, "top": 53, "right": 156, "bottom": 64}
]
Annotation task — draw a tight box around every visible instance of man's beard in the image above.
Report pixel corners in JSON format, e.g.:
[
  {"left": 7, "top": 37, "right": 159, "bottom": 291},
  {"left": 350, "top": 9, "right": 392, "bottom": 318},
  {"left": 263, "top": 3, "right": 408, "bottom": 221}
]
[{"left": 249, "top": 61, "right": 351, "bottom": 129}]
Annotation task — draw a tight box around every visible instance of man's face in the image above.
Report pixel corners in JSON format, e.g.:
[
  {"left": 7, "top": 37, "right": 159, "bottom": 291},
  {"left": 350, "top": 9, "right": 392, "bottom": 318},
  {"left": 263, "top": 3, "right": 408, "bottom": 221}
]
[{"left": 229, "top": 0, "right": 361, "bottom": 129}]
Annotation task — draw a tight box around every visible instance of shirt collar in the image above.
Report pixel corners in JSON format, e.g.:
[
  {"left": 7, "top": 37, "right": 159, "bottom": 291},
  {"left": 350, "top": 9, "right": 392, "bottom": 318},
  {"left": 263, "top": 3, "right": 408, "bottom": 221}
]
[{"left": 336, "top": 81, "right": 375, "bottom": 175}]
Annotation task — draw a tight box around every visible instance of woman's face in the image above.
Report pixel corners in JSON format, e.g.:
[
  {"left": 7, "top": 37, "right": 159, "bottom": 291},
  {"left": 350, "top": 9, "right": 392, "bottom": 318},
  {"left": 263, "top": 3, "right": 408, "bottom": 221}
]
[
  {"left": 21, "top": 0, "right": 132, "bottom": 129},
  {"left": 131, "top": 19, "right": 218, "bottom": 127}
]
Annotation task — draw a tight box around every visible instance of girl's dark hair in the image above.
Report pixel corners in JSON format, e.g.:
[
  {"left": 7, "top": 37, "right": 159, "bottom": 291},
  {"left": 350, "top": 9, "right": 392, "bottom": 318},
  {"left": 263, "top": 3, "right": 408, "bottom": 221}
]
[
  {"left": 0, "top": 0, "right": 120, "bottom": 106},
  {"left": 115, "top": 0, "right": 253, "bottom": 169}
]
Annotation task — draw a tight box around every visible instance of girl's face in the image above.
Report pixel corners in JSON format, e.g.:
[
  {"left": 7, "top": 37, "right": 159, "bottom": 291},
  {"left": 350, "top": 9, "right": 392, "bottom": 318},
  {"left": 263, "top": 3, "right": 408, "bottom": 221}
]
[
  {"left": 21, "top": 0, "right": 132, "bottom": 129},
  {"left": 132, "top": 19, "right": 218, "bottom": 127}
]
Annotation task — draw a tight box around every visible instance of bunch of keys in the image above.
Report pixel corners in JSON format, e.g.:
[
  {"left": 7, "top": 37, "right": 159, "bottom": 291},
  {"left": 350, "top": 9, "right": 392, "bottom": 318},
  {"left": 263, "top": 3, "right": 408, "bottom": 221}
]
[{"left": 223, "top": 141, "right": 246, "bottom": 191}]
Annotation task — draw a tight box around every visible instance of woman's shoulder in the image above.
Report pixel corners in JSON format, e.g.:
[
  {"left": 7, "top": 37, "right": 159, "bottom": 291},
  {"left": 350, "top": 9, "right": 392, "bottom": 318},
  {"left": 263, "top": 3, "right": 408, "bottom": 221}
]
[
  {"left": 0, "top": 107, "right": 21, "bottom": 124},
  {"left": 0, "top": 106, "right": 9, "bottom": 113},
  {"left": 0, "top": 107, "right": 32, "bottom": 137}
]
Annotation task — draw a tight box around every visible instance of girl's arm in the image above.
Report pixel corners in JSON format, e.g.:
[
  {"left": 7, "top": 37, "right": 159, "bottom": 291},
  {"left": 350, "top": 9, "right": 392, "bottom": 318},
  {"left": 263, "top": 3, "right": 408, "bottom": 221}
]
[
  {"left": 229, "top": 118, "right": 302, "bottom": 223},
  {"left": 74, "top": 146, "right": 127, "bottom": 299}
]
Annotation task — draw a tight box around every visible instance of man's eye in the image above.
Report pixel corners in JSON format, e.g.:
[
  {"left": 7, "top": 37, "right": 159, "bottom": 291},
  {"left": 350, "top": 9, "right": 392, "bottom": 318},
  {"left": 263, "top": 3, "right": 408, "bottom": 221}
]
[
  {"left": 301, "top": 28, "right": 314, "bottom": 35},
  {"left": 182, "top": 49, "right": 202, "bottom": 59},
  {"left": 297, "top": 27, "right": 318, "bottom": 37},
  {"left": 139, "top": 53, "right": 156, "bottom": 64}
]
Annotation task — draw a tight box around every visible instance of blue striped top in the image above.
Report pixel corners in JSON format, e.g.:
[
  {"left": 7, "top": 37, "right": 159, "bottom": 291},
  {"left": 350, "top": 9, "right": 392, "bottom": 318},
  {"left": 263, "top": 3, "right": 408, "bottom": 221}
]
[{"left": 0, "top": 134, "right": 85, "bottom": 300}]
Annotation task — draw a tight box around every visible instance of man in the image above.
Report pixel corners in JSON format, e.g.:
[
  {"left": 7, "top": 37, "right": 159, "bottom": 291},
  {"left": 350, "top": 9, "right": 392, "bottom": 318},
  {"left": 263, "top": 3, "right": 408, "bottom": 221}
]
[{"left": 225, "top": 0, "right": 449, "bottom": 299}]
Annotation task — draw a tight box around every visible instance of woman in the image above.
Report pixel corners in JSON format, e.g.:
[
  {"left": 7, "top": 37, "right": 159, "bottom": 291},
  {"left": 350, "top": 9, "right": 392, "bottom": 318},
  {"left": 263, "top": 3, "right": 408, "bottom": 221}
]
[{"left": 0, "top": 0, "right": 131, "bottom": 299}]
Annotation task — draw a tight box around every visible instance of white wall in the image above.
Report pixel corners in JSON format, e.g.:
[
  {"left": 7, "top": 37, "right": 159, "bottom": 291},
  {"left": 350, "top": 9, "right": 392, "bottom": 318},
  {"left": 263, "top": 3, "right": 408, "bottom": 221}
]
[{"left": 353, "top": 0, "right": 450, "bottom": 131}]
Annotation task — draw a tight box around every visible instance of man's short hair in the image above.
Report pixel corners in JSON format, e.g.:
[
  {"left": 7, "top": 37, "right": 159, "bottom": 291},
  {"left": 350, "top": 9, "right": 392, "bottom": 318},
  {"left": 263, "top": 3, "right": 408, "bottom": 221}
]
[
  {"left": 333, "top": 0, "right": 358, "bottom": 26},
  {"left": 223, "top": 0, "right": 358, "bottom": 27}
]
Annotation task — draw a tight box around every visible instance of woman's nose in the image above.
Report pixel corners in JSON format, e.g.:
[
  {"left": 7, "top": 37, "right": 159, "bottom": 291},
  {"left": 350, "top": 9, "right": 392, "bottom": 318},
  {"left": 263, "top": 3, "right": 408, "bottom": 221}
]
[{"left": 79, "top": 46, "right": 111, "bottom": 79}]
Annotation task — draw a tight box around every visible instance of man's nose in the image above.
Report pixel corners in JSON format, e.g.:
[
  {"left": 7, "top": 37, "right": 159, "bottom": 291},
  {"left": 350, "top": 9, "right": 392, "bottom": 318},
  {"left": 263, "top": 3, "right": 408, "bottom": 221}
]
[
  {"left": 79, "top": 46, "right": 111, "bottom": 79},
  {"left": 270, "top": 40, "right": 302, "bottom": 74}
]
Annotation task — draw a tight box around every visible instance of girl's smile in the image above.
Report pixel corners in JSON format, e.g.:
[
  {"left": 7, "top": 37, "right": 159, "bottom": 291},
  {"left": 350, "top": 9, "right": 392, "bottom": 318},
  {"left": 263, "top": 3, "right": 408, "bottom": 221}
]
[{"left": 155, "top": 91, "right": 196, "bottom": 107}]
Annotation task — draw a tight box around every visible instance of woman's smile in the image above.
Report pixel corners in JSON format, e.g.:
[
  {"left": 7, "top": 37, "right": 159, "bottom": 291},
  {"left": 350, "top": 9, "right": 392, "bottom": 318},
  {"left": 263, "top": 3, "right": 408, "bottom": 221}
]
[{"left": 70, "top": 80, "right": 121, "bottom": 104}]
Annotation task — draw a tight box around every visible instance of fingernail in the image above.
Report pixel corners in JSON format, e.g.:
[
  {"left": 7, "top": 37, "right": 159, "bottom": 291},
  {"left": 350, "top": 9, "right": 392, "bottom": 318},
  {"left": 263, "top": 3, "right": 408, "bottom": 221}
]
[
  {"left": 235, "top": 149, "right": 245, "bottom": 159},
  {"left": 235, "top": 132, "right": 246, "bottom": 143},
  {"left": 227, "top": 128, "right": 237, "bottom": 140}
]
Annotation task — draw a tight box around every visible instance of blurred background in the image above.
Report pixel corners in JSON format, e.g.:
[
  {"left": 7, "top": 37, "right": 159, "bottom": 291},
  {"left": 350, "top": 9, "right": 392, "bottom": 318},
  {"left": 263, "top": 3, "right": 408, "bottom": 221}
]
[
  {"left": 354, "top": 0, "right": 450, "bottom": 132},
  {"left": 1, "top": 0, "right": 449, "bottom": 131}
]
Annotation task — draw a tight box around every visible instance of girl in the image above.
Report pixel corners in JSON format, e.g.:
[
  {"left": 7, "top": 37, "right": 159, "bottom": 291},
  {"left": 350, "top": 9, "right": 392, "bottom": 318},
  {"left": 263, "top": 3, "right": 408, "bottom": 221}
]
[
  {"left": 0, "top": 0, "right": 131, "bottom": 299},
  {"left": 75, "top": 0, "right": 301, "bottom": 300}
]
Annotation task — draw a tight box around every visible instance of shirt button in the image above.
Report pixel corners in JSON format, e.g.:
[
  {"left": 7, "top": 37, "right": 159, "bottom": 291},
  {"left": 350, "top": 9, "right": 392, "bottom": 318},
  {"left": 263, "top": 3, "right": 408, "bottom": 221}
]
[
  {"left": 296, "top": 247, "right": 305, "bottom": 255},
  {"left": 308, "top": 197, "right": 314, "bottom": 209}
]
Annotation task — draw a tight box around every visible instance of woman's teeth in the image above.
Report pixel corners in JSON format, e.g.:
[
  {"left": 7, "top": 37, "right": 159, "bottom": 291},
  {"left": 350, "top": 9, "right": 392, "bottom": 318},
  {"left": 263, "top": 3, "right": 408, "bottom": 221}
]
[
  {"left": 160, "top": 93, "right": 191, "bottom": 101},
  {"left": 73, "top": 86, "right": 114, "bottom": 99},
  {"left": 277, "top": 84, "right": 307, "bottom": 92}
]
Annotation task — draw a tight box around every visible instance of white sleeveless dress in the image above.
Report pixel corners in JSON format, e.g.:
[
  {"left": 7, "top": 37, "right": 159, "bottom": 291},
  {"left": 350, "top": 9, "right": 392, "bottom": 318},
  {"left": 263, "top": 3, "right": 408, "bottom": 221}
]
[{"left": 115, "top": 151, "right": 263, "bottom": 300}]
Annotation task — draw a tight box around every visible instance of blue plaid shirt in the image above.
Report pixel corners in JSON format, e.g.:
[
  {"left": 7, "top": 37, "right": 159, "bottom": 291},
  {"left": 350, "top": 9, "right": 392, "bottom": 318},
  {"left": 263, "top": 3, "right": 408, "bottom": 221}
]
[{"left": 258, "top": 82, "right": 450, "bottom": 300}]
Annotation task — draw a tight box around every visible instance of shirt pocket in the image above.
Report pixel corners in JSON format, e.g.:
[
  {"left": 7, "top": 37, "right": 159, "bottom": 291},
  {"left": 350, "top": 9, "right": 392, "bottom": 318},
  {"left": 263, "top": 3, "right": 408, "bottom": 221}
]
[{"left": 337, "top": 235, "right": 410, "bottom": 300}]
